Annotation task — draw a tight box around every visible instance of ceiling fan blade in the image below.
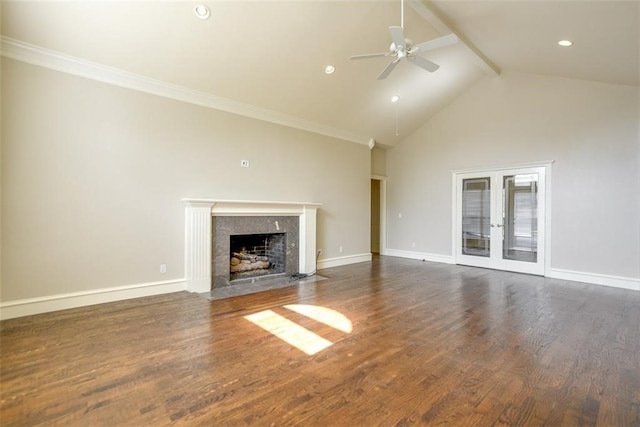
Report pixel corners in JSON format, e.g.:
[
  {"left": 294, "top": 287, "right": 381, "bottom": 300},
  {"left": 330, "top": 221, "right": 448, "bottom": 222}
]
[
  {"left": 389, "top": 26, "right": 406, "bottom": 50},
  {"left": 407, "top": 55, "right": 440, "bottom": 72},
  {"left": 410, "top": 34, "right": 459, "bottom": 54},
  {"left": 377, "top": 58, "right": 401, "bottom": 80},
  {"left": 350, "top": 52, "right": 391, "bottom": 60}
]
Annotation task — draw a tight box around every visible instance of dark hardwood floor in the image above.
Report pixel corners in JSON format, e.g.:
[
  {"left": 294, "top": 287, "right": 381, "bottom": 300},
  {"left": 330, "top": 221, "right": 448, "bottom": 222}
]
[{"left": 1, "top": 256, "right": 639, "bottom": 426}]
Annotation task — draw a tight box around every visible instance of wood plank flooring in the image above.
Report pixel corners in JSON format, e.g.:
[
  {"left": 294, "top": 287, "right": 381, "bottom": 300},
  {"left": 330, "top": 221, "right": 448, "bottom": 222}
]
[{"left": 1, "top": 256, "right": 639, "bottom": 426}]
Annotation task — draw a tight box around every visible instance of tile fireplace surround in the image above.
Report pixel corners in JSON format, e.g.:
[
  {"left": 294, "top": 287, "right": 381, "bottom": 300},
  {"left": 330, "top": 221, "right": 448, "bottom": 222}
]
[{"left": 183, "top": 199, "right": 321, "bottom": 293}]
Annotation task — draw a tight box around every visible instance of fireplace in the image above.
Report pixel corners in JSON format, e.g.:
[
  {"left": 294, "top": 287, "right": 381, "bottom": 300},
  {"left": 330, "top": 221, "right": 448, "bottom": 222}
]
[
  {"left": 183, "top": 199, "right": 321, "bottom": 293},
  {"left": 211, "top": 215, "right": 299, "bottom": 288}
]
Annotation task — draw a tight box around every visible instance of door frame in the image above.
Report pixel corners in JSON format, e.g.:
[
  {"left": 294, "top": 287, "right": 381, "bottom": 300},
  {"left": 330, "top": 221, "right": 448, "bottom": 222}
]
[{"left": 451, "top": 161, "right": 554, "bottom": 276}]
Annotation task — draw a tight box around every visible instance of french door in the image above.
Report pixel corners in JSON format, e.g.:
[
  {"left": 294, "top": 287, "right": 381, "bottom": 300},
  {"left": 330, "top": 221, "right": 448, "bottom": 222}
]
[{"left": 455, "top": 166, "right": 546, "bottom": 275}]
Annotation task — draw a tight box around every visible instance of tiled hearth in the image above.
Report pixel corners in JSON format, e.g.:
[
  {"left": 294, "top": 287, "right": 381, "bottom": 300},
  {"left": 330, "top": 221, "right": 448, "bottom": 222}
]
[
  {"left": 212, "top": 215, "right": 299, "bottom": 288},
  {"left": 183, "top": 199, "right": 321, "bottom": 293}
]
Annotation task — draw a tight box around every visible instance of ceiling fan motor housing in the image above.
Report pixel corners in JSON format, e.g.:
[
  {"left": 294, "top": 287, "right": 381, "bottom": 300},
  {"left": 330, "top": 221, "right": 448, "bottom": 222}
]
[{"left": 390, "top": 38, "right": 413, "bottom": 54}]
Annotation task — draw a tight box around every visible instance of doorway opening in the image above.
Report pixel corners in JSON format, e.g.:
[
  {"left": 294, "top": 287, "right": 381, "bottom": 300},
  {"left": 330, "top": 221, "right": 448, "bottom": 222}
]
[{"left": 371, "top": 176, "right": 387, "bottom": 255}]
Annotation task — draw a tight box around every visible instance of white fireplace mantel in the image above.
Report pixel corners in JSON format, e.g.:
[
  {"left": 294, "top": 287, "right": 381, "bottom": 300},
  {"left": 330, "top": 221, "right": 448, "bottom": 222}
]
[{"left": 183, "top": 199, "right": 321, "bottom": 293}]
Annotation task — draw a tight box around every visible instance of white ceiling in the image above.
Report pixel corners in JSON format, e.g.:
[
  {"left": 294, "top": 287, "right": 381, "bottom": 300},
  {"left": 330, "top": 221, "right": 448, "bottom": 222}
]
[{"left": 2, "top": 1, "right": 638, "bottom": 147}]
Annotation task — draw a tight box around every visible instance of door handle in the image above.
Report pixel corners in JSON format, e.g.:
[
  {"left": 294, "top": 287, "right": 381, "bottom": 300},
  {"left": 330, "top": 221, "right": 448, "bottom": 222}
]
[
  {"left": 490, "top": 224, "right": 503, "bottom": 228},
  {"left": 496, "top": 224, "right": 503, "bottom": 228}
]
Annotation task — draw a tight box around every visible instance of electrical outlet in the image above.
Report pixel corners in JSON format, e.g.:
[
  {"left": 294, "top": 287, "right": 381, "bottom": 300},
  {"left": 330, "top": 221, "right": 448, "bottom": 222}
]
[
  {"left": 160, "top": 264, "right": 167, "bottom": 274},
  {"left": 317, "top": 249, "right": 322, "bottom": 255},
  {"left": 339, "top": 246, "right": 343, "bottom": 253},
  {"left": 240, "top": 160, "right": 250, "bottom": 167}
]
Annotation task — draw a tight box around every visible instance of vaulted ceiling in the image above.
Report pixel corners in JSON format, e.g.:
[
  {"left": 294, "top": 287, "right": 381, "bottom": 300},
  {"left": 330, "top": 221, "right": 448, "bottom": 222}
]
[{"left": 2, "top": 1, "right": 638, "bottom": 146}]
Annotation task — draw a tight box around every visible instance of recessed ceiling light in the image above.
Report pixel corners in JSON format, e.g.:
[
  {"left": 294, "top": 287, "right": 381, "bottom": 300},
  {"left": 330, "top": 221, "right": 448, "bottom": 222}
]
[
  {"left": 194, "top": 4, "right": 211, "bottom": 20},
  {"left": 325, "top": 65, "right": 336, "bottom": 75},
  {"left": 558, "top": 40, "right": 573, "bottom": 47},
  {"left": 391, "top": 95, "right": 400, "bottom": 103}
]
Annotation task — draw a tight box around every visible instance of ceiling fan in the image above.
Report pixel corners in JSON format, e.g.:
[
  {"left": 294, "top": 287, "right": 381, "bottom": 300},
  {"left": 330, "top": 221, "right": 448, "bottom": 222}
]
[{"left": 350, "top": 0, "right": 459, "bottom": 80}]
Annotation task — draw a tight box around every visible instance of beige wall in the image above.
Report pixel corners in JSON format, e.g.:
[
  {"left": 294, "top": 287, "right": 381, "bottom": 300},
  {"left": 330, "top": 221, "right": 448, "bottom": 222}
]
[
  {"left": 371, "top": 146, "right": 386, "bottom": 176},
  {"left": 1, "top": 58, "right": 371, "bottom": 301},
  {"left": 0, "top": 49, "right": 2, "bottom": 296},
  {"left": 387, "top": 71, "right": 640, "bottom": 279}
]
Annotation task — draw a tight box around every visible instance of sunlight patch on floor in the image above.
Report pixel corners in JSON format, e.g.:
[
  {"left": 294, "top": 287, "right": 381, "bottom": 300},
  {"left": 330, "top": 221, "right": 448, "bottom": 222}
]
[
  {"left": 244, "top": 305, "right": 353, "bottom": 355},
  {"left": 244, "top": 309, "right": 333, "bottom": 355},
  {"left": 283, "top": 304, "right": 353, "bottom": 333}
]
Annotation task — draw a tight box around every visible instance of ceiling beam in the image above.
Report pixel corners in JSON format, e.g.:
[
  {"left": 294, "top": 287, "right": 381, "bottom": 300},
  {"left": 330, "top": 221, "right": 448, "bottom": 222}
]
[{"left": 408, "top": 0, "right": 500, "bottom": 77}]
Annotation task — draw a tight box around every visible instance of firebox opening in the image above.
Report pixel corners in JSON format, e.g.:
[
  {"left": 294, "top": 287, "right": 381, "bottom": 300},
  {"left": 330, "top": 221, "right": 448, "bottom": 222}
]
[{"left": 229, "top": 233, "right": 286, "bottom": 282}]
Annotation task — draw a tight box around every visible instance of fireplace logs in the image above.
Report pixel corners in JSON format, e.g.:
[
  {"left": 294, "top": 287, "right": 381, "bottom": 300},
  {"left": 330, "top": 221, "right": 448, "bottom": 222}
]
[
  {"left": 228, "top": 232, "right": 286, "bottom": 282},
  {"left": 230, "top": 252, "right": 270, "bottom": 273}
]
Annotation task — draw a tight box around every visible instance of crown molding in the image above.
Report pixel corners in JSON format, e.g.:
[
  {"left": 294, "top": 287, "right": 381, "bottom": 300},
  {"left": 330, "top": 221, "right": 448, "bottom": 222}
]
[{"left": 0, "top": 36, "right": 372, "bottom": 146}]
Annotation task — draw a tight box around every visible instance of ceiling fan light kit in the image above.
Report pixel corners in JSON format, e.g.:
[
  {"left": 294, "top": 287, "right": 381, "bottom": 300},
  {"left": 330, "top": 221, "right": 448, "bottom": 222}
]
[{"left": 350, "top": 0, "right": 459, "bottom": 80}]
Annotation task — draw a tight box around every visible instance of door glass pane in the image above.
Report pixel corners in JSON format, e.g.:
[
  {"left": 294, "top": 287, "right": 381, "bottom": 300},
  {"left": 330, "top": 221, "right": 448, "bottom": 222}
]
[
  {"left": 461, "top": 178, "right": 490, "bottom": 257},
  {"left": 502, "top": 174, "right": 538, "bottom": 262}
]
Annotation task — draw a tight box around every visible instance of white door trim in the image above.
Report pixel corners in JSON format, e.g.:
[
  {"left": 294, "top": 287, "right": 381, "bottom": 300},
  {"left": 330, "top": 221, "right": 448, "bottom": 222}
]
[{"left": 450, "top": 160, "right": 556, "bottom": 174}]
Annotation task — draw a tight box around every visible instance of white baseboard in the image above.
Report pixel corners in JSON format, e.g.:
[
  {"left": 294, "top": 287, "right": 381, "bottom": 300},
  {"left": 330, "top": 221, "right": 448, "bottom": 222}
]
[
  {"left": 382, "top": 248, "right": 455, "bottom": 264},
  {"left": 382, "top": 249, "right": 639, "bottom": 291},
  {"left": 4, "top": 263, "right": 635, "bottom": 321},
  {"left": 0, "top": 279, "right": 187, "bottom": 320},
  {"left": 548, "top": 268, "right": 640, "bottom": 291},
  {"left": 317, "top": 253, "right": 372, "bottom": 270}
]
